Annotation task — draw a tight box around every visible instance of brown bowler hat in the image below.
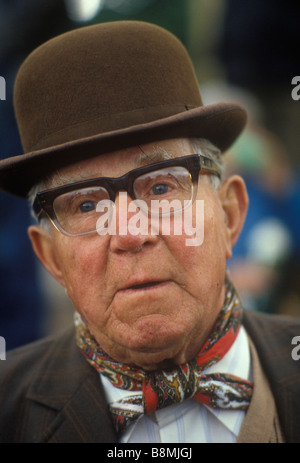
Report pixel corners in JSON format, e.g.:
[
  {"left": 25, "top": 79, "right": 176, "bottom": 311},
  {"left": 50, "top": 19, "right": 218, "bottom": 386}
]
[{"left": 0, "top": 21, "right": 247, "bottom": 198}]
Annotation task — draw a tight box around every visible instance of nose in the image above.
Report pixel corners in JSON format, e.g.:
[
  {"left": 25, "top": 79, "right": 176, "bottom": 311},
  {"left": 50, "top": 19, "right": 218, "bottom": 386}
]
[{"left": 109, "top": 191, "right": 159, "bottom": 253}]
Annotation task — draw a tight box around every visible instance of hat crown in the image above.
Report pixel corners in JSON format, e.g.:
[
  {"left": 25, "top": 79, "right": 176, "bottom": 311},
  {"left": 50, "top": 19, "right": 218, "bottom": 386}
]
[
  {"left": 0, "top": 20, "right": 246, "bottom": 198},
  {"left": 14, "top": 21, "right": 202, "bottom": 153}
]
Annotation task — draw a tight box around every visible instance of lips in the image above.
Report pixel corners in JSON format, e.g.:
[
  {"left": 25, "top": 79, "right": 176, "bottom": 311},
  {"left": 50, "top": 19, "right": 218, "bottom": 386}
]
[
  {"left": 119, "top": 279, "right": 170, "bottom": 293},
  {"left": 129, "top": 281, "right": 163, "bottom": 290}
]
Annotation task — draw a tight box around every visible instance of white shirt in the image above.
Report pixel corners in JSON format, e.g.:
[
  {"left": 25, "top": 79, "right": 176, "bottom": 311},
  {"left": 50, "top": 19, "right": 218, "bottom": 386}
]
[{"left": 100, "top": 326, "right": 251, "bottom": 443}]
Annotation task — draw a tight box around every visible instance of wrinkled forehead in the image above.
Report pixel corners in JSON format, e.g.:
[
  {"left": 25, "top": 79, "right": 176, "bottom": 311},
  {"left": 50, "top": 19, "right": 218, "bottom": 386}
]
[{"left": 46, "top": 138, "right": 194, "bottom": 188}]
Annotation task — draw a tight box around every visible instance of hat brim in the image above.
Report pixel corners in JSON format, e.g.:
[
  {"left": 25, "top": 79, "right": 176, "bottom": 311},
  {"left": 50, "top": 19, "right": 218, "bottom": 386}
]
[{"left": 0, "top": 102, "right": 246, "bottom": 198}]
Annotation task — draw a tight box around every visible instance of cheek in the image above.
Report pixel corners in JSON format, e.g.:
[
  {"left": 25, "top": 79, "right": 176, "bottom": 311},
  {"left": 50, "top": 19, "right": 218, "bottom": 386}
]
[
  {"left": 177, "top": 199, "right": 227, "bottom": 266},
  {"left": 54, "top": 236, "right": 109, "bottom": 314},
  {"left": 168, "top": 198, "right": 228, "bottom": 297}
]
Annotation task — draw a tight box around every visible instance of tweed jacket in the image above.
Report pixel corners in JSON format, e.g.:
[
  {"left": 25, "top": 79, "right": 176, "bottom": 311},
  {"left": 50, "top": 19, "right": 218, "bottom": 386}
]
[{"left": 0, "top": 310, "right": 299, "bottom": 443}]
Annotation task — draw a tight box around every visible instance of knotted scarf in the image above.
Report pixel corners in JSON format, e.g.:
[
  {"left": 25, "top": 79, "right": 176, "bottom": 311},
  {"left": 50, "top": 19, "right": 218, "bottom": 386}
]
[{"left": 75, "top": 278, "right": 253, "bottom": 433}]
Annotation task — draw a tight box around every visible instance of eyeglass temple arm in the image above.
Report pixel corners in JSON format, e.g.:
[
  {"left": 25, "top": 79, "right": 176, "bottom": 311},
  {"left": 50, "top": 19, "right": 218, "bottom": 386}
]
[
  {"left": 200, "top": 156, "right": 221, "bottom": 177},
  {"left": 32, "top": 196, "right": 43, "bottom": 217}
]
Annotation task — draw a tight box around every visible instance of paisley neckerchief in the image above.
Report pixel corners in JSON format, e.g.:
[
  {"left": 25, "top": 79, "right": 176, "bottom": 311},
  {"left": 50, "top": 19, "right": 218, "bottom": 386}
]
[{"left": 75, "top": 278, "right": 253, "bottom": 434}]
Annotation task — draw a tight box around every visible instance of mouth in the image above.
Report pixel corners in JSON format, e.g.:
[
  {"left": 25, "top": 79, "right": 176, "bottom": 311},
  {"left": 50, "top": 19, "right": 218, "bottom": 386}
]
[
  {"left": 129, "top": 281, "right": 164, "bottom": 290},
  {"left": 120, "top": 280, "right": 171, "bottom": 293}
]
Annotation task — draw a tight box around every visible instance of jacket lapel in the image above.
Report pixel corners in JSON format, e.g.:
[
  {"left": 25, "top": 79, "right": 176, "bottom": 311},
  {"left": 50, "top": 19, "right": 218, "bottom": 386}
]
[
  {"left": 42, "top": 374, "right": 117, "bottom": 443},
  {"left": 26, "top": 327, "right": 118, "bottom": 443}
]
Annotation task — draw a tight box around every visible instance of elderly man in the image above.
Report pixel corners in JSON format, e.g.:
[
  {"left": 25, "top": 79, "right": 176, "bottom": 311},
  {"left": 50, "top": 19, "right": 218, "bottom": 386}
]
[{"left": 0, "top": 21, "right": 299, "bottom": 444}]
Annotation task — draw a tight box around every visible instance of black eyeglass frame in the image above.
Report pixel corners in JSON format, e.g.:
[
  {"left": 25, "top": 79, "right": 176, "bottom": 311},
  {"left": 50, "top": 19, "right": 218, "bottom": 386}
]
[{"left": 33, "top": 154, "right": 221, "bottom": 222}]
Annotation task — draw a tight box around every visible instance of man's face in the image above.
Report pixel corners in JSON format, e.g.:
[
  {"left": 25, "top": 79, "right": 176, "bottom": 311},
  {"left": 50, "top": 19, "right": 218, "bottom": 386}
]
[{"left": 29, "top": 138, "right": 247, "bottom": 370}]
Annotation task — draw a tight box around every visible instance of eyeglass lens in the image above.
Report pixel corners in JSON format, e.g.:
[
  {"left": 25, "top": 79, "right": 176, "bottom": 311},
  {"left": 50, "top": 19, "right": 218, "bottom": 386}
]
[{"left": 52, "top": 166, "right": 194, "bottom": 235}]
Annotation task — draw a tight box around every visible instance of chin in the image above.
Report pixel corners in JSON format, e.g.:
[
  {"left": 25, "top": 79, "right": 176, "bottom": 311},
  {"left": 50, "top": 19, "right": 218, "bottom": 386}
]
[
  {"left": 126, "top": 345, "right": 183, "bottom": 371},
  {"left": 116, "top": 328, "right": 188, "bottom": 368},
  {"left": 123, "top": 318, "right": 183, "bottom": 348}
]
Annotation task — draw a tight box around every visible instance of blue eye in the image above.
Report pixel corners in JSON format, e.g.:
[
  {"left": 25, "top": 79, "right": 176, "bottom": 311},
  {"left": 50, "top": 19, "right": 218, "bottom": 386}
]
[
  {"left": 151, "top": 184, "right": 170, "bottom": 195},
  {"left": 79, "top": 201, "right": 96, "bottom": 213}
]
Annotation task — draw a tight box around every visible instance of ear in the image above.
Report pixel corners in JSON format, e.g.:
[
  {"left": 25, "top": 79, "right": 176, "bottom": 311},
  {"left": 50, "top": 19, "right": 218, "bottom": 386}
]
[
  {"left": 218, "top": 175, "right": 249, "bottom": 260},
  {"left": 28, "top": 225, "right": 66, "bottom": 288}
]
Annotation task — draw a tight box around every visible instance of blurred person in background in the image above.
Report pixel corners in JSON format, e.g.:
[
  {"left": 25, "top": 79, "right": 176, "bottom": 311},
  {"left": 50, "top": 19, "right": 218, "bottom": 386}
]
[
  {"left": 226, "top": 124, "right": 300, "bottom": 316},
  {"left": 201, "top": 80, "right": 300, "bottom": 316}
]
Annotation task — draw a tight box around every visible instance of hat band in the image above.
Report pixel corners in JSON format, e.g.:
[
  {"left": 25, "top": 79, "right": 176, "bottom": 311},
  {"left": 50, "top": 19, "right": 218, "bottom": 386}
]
[{"left": 30, "top": 104, "right": 196, "bottom": 152}]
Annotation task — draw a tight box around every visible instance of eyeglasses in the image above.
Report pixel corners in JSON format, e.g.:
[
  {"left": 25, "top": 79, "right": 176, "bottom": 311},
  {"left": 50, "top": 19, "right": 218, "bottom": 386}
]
[{"left": 33, "top": 154, "right": 221, "bottom": 236}]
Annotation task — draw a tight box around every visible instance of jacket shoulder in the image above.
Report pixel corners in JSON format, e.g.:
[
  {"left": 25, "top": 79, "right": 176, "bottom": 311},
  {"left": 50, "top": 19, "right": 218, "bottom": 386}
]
[
  {"left": 243, "top": 310, "right": 300, "bottom": 443},
  {"left": 0, "top": 327, "right": 97, "bottom": 442},
  {"left": 0, "top": 327, "right": 78, "bottom": 387},
  {"left": 243, "top": 310, "right": 300, "bottom": 365}
]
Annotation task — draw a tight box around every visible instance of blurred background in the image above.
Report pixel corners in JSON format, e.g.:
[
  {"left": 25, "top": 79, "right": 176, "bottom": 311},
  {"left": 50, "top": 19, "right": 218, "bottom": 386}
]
[{"left": 0, "top": 0, "right": 299, "bottom": 350}]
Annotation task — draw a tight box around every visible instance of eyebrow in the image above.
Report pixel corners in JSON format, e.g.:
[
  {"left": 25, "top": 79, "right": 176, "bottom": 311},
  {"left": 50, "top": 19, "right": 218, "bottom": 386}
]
[
  {"left": 47, "top": 148, "right": 176, "bottom": 188},
  {"left": 46, "top": 170, "right": 96, "bottom": 188},
  {"left": 135, "top": 148, "right": 174, "bottom": 167}
]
